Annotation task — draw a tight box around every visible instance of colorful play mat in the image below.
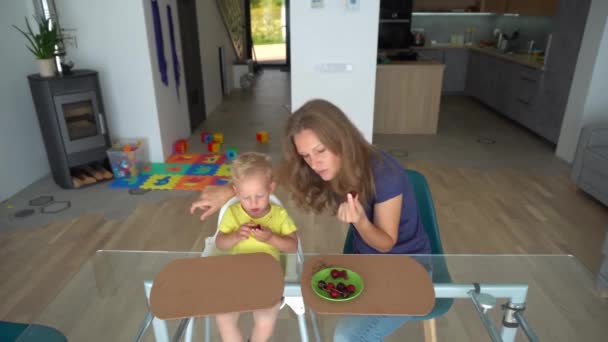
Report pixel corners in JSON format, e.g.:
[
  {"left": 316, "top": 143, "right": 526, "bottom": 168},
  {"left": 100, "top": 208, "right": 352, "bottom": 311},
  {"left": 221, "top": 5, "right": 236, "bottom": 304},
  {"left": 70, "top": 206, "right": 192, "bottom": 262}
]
[{"left": 109, "top": 153, "right": 231, "bottom": 190}]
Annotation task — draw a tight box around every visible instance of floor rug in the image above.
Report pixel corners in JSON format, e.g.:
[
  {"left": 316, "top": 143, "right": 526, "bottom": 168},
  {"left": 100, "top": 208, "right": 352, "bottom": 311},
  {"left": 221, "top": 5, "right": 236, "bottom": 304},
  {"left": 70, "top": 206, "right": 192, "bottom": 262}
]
[{"left": 109, "top": 153, "right": 231, "bottom": 190}]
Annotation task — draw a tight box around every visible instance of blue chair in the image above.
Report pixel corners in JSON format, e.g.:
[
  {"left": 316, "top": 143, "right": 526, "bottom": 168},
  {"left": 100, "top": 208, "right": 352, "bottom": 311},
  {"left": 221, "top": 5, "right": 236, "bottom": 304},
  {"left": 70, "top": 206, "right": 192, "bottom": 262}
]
[
  {"left": 343, "top": 169, "right": 453, "bottom": 342},
  {"left": 0, "top": 321, "right": 67, "bottom": 342}
]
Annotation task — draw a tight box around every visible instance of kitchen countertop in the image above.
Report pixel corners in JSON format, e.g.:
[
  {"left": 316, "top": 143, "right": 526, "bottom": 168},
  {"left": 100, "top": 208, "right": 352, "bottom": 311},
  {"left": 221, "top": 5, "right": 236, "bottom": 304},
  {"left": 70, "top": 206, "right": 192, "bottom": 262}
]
[
  {"left": 379, "top": 60, "right": 444, "bottom": 66},
  {"left": 411, "top": 44, "right": 544, "bottom": 70}
]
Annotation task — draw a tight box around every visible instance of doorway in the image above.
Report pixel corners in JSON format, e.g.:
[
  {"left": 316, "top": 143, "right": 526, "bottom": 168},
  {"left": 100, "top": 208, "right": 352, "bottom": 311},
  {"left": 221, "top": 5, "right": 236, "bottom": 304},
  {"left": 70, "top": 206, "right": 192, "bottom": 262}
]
[
  {"left": 177, "top": 0, "right": 206, "bottom": 132},
  {"left": 245, "top": 0, "right": 290, "bottom": 68}
]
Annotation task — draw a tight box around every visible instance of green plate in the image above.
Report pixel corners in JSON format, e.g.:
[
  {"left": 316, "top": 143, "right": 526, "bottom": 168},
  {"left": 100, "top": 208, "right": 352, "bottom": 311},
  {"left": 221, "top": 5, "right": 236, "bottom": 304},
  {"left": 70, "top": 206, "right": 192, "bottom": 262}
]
[{"left": 311, "top": 267, "right": 364, "bottom": 302}]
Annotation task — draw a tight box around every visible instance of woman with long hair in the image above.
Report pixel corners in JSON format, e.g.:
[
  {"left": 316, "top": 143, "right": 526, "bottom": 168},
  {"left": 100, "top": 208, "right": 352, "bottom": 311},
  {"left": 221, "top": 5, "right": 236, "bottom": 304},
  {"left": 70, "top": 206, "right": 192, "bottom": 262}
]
[{"left": 191, "top": 99, "right": 430, "bottom": 340}]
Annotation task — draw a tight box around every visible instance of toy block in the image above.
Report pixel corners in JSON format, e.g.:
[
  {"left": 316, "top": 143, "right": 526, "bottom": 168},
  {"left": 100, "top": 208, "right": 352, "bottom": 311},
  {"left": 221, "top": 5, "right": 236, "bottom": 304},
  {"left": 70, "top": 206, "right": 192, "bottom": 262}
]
[
  {"left": 226, "top": 148, "right": 238, "bottom": 160},
  {"left": 173, "top": 139, "right": 188, "bottom": 153},
  {"left": 200, "top": 131, "right": 212, "bottom": 143},
  {"left": 256, "top": 131, "right": 269, "bottom": 143},
  {"left": 213, "top": 133, "right": 224, "bottom": 143},
  {"left": 207, "top": 142, "right": 221, "bottom": 153}
]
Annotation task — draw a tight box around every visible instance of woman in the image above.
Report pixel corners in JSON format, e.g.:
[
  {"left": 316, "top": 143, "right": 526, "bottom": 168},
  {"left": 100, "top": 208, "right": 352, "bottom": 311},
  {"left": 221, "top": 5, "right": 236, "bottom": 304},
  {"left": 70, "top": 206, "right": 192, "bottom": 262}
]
[{"left": 191, "top": 99, "right": 431, "bottom": 341}]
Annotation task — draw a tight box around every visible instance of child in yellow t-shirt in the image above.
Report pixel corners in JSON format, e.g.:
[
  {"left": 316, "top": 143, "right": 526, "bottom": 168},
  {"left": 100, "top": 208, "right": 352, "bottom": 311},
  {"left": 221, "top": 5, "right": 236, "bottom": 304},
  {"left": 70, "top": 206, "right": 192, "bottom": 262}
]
[{"left": 215, "top": 152, "right": 297, "bottom": 342}]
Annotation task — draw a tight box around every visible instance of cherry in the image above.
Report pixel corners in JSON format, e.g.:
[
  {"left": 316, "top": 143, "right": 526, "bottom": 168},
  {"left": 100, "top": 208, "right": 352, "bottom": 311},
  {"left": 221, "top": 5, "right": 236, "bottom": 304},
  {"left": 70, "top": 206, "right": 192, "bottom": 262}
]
[
  {"left": 347, "top": 284, "right": 356, "bottom": 293},
  {"left": 330, "top": 290, "right": 339, "bottom": 298},
  {"left": 318, "top": 280, "right": 326, "bottom": 289},
  {"left": 331, "top": 269, "right": 341, "bottom": 278},
  {"left": 337, "top": 283, "right": 346, "bottom": 291},
  {"left": 341, "top": 270, "right": 348, "bottom": 279},
  {"left": 326, "top": 282, "right": 335, "bottom": 289}
]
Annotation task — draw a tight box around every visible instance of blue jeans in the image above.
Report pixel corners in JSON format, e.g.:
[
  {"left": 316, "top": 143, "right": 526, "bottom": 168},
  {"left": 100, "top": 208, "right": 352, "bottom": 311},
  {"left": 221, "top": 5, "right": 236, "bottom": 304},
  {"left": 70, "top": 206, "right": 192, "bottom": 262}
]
[{"left": 333, "top": 315, "right": 413, "bottom": 342}]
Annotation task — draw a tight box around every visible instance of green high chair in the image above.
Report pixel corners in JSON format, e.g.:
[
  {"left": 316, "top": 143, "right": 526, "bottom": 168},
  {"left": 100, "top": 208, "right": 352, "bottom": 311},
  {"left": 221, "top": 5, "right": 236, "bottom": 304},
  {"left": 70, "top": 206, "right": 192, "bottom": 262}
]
[{"left": 343, "top": 169, "right": 453, "bottom": 342}]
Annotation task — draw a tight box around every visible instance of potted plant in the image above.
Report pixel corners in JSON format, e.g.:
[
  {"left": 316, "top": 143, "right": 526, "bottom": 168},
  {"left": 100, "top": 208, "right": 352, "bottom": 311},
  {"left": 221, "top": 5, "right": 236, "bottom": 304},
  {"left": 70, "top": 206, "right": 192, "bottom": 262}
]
[{"left": 13, "top": 16, "right": 59, "bottom": 77}]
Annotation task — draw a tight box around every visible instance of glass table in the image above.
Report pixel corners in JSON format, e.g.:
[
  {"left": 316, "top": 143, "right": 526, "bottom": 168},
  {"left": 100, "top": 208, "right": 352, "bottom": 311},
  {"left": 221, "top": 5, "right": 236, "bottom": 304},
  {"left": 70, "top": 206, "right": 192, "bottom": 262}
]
[{"left": 16, "top": 251, "right": 608, "bottom": 341}]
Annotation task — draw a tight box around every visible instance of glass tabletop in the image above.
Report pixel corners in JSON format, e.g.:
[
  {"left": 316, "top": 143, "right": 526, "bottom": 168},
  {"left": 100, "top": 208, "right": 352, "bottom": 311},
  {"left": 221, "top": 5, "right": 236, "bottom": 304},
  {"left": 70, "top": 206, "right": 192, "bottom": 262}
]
[{"left": 16, "top": 251, "right": 608, "bottom": 341}]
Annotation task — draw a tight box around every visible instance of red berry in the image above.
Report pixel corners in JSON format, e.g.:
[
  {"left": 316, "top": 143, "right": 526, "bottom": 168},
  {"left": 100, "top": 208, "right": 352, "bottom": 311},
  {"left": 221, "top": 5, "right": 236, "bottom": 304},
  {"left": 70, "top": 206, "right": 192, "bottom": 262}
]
[
  {"left": 341, "top": 270, "right": 348, "bottom": 279},
  {"left": 331, "top": 269, "right": 340, "bottom": 278},
  {"left": 347, "top": 284, "right": 356, "bottom": 293},
  {"left": 337, "top": 283, "right": 346, "bottom": 291},
  {"left": 330, "top": 290, "right": 339, "bottom": 298},
  {"left": 326, "top": 282, "right": 335, "bottom": 289},
  {"left": 318, "top": 280, "right": 327, "bottom": 289}
]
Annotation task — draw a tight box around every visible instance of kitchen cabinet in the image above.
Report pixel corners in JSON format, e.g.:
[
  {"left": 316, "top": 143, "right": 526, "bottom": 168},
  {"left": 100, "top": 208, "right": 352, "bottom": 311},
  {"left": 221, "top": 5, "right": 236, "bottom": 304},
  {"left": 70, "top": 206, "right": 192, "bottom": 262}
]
[
  {"left": 413, "top": 0, "right": 477, "bottom": 12},
  {"left": 466, "top": 50, "right": 542, "bottom": 130},
  {"left": 480, "top": 0, "right": 507, "bottom": 13},
  {"left": 443, "top": 49, "right": 469, "bottom": 93},
  {"left": 380, "top": 0, "right": 413, "bottom": 20},
  {"left": 507, "top": 0, "right": 558, "bottom": 16},
  {"left": 374, "top": 62, "right": 444, "bottom": 134},
  {"left": 532, "top": 0, "right": 591, "bottom": 143},
  {"left": 416, "top": 49, "right": 444, "bottom": 63},
  {"left": 466, "top": 50, "right": 497, "bottom": 108}
]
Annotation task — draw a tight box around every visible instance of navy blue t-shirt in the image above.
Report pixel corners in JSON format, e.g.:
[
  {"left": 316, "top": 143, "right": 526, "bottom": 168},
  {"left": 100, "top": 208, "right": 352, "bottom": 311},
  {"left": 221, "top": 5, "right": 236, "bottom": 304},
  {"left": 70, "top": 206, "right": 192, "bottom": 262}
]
[{"left": 349, "top": 152, "right": 431, "bottom": 254}]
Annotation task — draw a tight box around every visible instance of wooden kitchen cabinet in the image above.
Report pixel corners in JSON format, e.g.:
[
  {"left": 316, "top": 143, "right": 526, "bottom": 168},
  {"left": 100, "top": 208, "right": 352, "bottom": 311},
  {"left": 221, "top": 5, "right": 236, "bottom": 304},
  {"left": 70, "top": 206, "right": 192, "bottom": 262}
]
[
  {"left": 480, "top": 0, "right": 507, "bottom": 13},
  {"left": 413, "top": 0, "right": 477, "bottom": 12},
  {"left": 507, "top": 0, "right": 558, "bottom": 16},
  {"left": 374, "top": 62, "right": 444, "bottom": 134}
]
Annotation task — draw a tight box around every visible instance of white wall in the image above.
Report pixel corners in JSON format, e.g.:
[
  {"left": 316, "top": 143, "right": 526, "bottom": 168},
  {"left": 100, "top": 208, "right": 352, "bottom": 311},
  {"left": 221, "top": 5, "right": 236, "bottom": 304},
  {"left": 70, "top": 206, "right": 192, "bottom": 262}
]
[
  {"left": 197, "top": 0, "right": 236, "bottom": 115},
  {"left": 290, "top": 1, "right": 380, "bottom": 141},
  {"left": 57, "top": 0, "right": 165, "bottom": 161},
  {"left": 0, "top": 0, "right": 50, "bottom": 201},
  {"left": 556, "top": 0, "right": 608, "bottom": 162},
  {"left": 142, "top": 0, "right": 191, "bottom": 158}
]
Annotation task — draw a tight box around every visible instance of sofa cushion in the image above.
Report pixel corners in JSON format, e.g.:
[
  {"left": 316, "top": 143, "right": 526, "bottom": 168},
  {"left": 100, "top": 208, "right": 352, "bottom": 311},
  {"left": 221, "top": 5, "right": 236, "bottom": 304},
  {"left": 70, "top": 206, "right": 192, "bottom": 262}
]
[{"left": 590, "top": 146, "right": 608, "bottom": 160}]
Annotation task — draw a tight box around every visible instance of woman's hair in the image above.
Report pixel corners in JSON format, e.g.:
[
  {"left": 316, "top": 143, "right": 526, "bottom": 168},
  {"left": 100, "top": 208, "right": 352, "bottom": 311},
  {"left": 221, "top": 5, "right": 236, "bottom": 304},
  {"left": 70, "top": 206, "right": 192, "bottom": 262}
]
[
  {"left": 279, "top": 99, "right": 378, "bottom": 213},
  {"left": 231, "top": 152, "right": 273, "bottom": 185}
]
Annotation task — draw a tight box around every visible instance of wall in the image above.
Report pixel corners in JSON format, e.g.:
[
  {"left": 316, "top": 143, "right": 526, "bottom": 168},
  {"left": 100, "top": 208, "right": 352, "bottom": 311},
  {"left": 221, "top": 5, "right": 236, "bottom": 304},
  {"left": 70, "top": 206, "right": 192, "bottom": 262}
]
[
  {"left": 412, "top": 14, "right": 552, "bottom": 50},
  {"left": 57, "top": 0, "right": 165, "bottom": 161},
  {"left": 556, "top": 0, "right": 608, "bottom": 162},
  {"left": 0, "top": 0, "right": 50, "bottom": 201},
  {"left": 196, "top": 0, "right": 236, "bottom": 116},
  {"left": 290, "top": 1, "right": 380, "bottom": 141},
  {"left": 142, "top": 0, "right": 191, "bottom": 158}
]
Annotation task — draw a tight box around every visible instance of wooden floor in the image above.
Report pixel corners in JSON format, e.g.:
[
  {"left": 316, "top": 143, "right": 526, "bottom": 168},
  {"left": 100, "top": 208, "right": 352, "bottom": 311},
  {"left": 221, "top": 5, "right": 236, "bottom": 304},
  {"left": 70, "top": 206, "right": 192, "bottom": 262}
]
[
  {"left": 1, "top": 162, "right": 606, "bottom": 328},
  {"left": 1, "top": 71, "right": 607, "bottom": 339}
]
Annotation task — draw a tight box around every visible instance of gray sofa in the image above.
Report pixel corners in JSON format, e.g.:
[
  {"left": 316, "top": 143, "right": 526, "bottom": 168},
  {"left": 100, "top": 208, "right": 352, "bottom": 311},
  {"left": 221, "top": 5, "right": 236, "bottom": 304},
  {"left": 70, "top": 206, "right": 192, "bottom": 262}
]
[
  {"left": 571, "top": 123, "right": 608, "bottom": 206},
  {"left": 570, "top": 123, "right": 608, "bottom": 296},
  {"left": 599, "top": 232, "right": 608, "bottom": 297}
]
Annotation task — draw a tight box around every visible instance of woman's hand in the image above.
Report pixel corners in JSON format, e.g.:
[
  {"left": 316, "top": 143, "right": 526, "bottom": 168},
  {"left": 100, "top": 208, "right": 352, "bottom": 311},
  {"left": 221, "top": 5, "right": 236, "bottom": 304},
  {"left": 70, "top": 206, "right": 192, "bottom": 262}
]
[
  {"left": 190, "top": 184, "right": 235, "bottom": 221},
  {"left": 337, "top": 193, "right": 366, "bottom": 226}
]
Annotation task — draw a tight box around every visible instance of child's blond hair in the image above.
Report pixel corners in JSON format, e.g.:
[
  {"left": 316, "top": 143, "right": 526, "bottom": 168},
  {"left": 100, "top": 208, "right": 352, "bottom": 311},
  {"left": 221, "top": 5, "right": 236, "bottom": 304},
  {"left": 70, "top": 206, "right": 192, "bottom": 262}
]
[{"left": 231, "top": 152, "right": 273, "bottom": 184}]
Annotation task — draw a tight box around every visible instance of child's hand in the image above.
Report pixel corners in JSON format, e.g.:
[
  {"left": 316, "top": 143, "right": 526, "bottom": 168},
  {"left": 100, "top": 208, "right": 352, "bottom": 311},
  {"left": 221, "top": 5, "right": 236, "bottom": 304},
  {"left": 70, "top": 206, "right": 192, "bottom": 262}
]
[
  {"left": 251, "top": 225, "right": 273, "bottom": 242},
  {"left": 235, "top": 224, "right": 252, "bottom": 241}
]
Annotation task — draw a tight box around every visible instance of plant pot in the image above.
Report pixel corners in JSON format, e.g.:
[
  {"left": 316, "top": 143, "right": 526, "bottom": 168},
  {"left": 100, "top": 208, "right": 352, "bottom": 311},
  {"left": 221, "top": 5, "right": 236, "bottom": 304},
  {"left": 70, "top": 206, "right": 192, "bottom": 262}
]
[{"left": 37, "top": 58, "right": 56, "bottom": 77}]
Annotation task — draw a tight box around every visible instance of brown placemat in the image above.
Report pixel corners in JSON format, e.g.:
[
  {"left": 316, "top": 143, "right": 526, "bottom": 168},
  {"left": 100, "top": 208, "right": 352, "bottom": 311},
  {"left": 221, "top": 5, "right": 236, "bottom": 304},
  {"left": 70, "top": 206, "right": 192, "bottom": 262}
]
[
  {"left": 150, "top": 253, "right": 284, "bottom": 320},
  {"left": 302, "top": 255, "right": 435, "bottom": 315}
]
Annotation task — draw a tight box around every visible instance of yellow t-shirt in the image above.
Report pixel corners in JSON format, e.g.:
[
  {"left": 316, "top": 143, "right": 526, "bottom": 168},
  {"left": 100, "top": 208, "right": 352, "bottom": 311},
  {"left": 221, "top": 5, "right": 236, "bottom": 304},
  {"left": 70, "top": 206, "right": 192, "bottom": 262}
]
[{"left": 218, "top": 203, "right": 297, "bottom": 260}]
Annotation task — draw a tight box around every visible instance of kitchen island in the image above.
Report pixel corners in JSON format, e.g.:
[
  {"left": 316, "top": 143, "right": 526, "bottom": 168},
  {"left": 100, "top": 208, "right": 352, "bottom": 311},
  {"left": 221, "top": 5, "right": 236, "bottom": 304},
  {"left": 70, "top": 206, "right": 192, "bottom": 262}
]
[{"left": 374, "top": 60, "right": 445, "bottom": 134}]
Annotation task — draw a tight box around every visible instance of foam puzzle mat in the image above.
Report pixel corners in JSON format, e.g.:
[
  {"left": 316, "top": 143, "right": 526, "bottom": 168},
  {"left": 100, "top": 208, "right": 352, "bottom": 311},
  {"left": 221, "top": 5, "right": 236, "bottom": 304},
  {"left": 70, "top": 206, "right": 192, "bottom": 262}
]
[{"left": 109, "top": 153, "right": 231, "bottom": 190}]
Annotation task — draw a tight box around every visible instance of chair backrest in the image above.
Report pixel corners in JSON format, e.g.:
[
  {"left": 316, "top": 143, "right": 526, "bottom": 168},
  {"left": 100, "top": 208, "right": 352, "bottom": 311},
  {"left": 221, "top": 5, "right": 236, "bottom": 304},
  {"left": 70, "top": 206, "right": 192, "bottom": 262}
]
[
  {"left": 343, "top": 169, "right": 445, "bottom": 255},
  {"left": 404, "top": 169, "right": 445, "bottom": 255}
]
